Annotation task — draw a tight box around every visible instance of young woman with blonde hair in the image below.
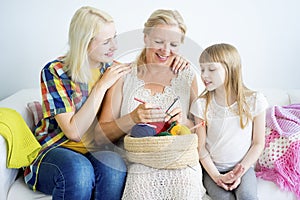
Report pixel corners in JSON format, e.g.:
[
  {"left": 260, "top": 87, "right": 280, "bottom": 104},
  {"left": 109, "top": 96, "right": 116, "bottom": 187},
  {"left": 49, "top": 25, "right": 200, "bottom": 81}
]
[{"left": 24, "top": 6, "right": 131, "bottom": 199}]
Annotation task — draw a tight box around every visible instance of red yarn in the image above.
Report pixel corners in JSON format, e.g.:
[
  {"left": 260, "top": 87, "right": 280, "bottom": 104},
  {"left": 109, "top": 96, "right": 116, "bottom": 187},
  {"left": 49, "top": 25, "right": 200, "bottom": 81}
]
[{"left": 148, "top": 122, "right": 171, "bottom": 134}]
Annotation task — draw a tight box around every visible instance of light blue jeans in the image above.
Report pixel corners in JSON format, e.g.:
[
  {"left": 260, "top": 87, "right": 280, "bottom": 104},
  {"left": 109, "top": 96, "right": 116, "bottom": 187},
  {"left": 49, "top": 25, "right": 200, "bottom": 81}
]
[
  {"left": 36, "top": 147, "right": 127, "bottom": 200},
  {"left": 203, "top": 167, "right": 258, "bottom": 200}
]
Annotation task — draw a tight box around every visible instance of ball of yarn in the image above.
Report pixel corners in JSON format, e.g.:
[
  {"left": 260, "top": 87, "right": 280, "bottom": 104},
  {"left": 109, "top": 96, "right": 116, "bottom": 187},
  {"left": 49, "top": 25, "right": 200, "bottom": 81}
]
[
  {"left": 148, "top": 121, "right": 171, "bottom": 134},
  {"left": 170, "top": 124, "right": 191, "bottom": 135},
  {"left": 156, "top": 131, "right": 172, "bottom": 136},
  {"left": 130, "top": 124, "right": 157, "bottom": 137}
]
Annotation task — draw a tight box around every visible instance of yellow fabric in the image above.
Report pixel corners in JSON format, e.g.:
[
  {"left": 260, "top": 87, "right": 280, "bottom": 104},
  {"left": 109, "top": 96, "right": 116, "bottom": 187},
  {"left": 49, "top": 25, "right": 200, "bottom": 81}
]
[
  {"left": 88, "top": 68, "right": 101, "bottom": 92},
  {"left": 61, "top": 68, "right": 101, "bottom": 154},
  {"left": 0, "top": 108, "right": 42, "bottom": 168},
  {"left": 61, "top": 140, "right": 88, "bottom": 154}
]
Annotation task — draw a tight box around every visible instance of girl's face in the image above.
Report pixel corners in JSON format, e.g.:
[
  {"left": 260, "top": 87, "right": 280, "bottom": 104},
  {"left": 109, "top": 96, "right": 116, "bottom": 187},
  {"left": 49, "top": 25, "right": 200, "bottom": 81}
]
[
  {"left": 200, "top": 62, "right": 226, "bottom": 91},
  {"left": 144, "top": 24, "right": 182, "bottom": 66},
  {"left": 88, "top": 22, "right": 117, "bottom": 68}
]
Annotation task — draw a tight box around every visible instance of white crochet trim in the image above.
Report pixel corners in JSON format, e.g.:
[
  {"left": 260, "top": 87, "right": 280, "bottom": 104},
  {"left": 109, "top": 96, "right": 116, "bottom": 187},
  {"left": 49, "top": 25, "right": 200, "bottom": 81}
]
[{"left": 122, "top": 163, "right": 207, "bottom": 200}]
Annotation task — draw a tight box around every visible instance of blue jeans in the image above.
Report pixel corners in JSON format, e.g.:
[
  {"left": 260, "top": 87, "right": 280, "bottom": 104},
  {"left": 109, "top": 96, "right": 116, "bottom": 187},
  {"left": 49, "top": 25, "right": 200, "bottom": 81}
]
[{"left": 36, "top": 147, "right": 127, "bottom": 200}]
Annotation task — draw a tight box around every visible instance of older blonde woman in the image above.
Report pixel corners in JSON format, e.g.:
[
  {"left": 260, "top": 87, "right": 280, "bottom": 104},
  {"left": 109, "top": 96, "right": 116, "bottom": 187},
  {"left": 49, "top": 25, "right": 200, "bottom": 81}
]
[{"left": 97, "top": 9, "right": 207, "bottom": 200}]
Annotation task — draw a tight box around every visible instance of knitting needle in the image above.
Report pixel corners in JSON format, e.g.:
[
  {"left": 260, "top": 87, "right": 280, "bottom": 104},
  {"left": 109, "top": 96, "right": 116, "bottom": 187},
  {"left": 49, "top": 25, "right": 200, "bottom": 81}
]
[
  {"left": 189, "top": 121, "right": 206, "bottom": 131},
  {"left": 134, "top": 97, "right": 146, "bottom": 104},
  {"left": 169, "top": 112, "right": 179, "bottom": 119},
  {"left": 187, "top": 164, "right": 196, "bottom": 171},
  {"left": 165, "top": 96, "right": 180, "bottom": 115},
  {"left": 134, "top": 97, "right": 162, "bottom": 110}
]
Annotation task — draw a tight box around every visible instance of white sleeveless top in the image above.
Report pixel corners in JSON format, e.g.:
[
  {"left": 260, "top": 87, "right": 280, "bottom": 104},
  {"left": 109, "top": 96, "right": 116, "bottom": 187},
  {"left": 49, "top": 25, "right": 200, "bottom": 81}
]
[
  {"left": 120, "top": 63, "right": 194, "bottom": 118},
  {"left": 190, "top": 92, "right": 268, "bottom": 171},
  {"left": 120, "top": 64, "right": 208, "bottom": 200}
]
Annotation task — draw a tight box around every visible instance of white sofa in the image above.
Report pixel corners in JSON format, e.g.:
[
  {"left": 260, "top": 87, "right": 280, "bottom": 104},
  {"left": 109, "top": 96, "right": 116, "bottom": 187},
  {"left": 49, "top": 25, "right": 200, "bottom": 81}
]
[{"left": 0, "top": 88, "right": 299, "bottom": 200}]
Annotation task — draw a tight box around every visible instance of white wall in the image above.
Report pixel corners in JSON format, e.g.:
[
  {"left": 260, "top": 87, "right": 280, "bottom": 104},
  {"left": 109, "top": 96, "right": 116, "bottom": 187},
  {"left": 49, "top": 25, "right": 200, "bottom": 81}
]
[{"left": 1, "top": 0, "right": 299, "bottom": 100}]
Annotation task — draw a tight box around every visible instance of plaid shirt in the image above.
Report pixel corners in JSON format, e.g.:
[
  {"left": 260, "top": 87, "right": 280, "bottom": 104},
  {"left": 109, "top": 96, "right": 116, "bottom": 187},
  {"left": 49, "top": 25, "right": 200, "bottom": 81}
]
[{"left": 24, "top": 59, "right": 110, "bottom": 191}]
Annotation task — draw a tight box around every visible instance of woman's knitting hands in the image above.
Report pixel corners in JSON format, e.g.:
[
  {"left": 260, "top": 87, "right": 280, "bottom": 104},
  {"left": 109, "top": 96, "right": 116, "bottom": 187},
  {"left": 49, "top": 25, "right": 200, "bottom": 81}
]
[{"left": 130, "top": 103, "right": 166, "bottom": 124}]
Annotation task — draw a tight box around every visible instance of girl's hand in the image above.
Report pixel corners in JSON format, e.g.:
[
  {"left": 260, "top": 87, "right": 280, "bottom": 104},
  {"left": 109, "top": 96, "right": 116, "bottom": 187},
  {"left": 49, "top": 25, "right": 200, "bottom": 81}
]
[
  {"left": 216, "top": 176, "right": 230, "bottom": 191},
  {"left": 222, "top": 164, "right": 244, "bottom": 184},
  {"left": 216, "top": 163, "right": 244, "bottom": 190},
  {"left": 98, "top": 63, "right": 131, "bottom": 90},
  {"left": 228, "top": 177, "right": 241, "bottom": 191},
  {"left": 130, "top": 103, "right": 165, "bottom": 124},
  {"left": 170, "top": 55, "right": 190, "bottom": 74}
]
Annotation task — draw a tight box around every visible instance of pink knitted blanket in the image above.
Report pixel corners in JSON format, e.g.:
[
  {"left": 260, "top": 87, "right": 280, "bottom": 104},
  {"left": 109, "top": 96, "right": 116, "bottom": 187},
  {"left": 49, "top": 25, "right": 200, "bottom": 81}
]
[
  {"left": 266, "top": 104, "right": 300, "bottom": 137},
  {"left": 256, "top": 104, "right": 300, "bottom": 199}
]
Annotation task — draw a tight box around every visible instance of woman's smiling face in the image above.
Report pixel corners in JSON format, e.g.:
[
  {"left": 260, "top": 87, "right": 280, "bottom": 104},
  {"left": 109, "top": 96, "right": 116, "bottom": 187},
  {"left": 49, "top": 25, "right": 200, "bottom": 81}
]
[
  {"left": 88, "top": 22, "right": 117, "bottom": 67},
  {"left": 144, "top": 24, "right": 183, "bottom": 66}
]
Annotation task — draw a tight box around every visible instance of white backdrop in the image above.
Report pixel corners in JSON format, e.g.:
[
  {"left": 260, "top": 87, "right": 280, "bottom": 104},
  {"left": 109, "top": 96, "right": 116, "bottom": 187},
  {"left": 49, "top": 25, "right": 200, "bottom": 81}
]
[{"left": 0, "top": 0, "right": 299, "bottom": 100}]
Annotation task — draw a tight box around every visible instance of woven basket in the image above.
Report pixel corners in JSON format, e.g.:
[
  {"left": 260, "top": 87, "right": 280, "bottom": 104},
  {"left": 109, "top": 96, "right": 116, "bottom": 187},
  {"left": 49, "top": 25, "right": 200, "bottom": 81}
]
[{"left": 124, "top": 134, "right": 199, "bottom": 169}]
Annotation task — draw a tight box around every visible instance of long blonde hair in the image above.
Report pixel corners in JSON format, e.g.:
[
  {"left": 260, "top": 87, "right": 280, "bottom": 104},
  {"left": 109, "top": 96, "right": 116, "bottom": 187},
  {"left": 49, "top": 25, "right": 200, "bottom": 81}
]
[
  {"left": 136, "top": 9, "right": 186, "bottom": 66},
  {"left": 199, "top": 43, "right": 253, "bottom": 129},
  {"left": 62, "top": 6, "right": 113, "bottom": 83}
]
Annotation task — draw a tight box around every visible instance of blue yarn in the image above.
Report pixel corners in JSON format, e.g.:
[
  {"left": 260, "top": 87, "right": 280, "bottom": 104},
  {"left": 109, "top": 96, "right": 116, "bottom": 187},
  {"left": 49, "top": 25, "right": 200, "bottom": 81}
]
[{"left": 130, "top": 124, "right": 157, "bottom": 137}]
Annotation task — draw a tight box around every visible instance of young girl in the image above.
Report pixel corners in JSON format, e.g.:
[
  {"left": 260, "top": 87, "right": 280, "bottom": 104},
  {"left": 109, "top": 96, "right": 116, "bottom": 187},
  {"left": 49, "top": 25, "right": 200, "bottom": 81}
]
[{"left": 190, "top": 43, "right": 268, "bottom": 200}]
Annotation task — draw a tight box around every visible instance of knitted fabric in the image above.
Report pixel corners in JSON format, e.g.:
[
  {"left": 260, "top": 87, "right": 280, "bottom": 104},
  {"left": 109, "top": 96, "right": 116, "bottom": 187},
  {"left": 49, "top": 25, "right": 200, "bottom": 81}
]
[
  {"left": 257, "top": 104, "right": 300, "bottom": 198},
  {"left": 0, "top": 108, "right": 41, "bottom": 168},
  {"left": 256, "top": 128, "right": 300, "bottom": 199},
  {"left": 266, "top": 103, "right": 300, "bottom": 137},
  {"left": 122, "top": 163, "right": 207, "bottom": 200}
]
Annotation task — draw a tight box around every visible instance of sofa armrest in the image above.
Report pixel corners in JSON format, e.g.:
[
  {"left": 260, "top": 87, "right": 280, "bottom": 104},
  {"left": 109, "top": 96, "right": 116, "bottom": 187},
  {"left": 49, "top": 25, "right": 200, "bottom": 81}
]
[
  {"left": 0, "top": 88, "right": 41, "bottom": 131},
  {"left": 0, "top": 88, "right": 40, "bottom": 200},
  {"left": 0, "top": 135, "right": 19, "bottom": 200}
]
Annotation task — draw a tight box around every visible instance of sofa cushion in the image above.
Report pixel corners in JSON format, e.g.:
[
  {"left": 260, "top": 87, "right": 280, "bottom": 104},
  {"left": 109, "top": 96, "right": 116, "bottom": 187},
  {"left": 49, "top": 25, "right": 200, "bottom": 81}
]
[
  {"left": 257, "top": 178, "right": 297, "bottom": 200},
  {"left": 0, "top": 88, "right": 41, "bottom": 131},
  {"left": 288, "top": 89, "right": 300, "bottom": 104},
  {"left": 7, "top": 177, "right": 51, "bottom": 200},
  {"left": 27, "top": 101, "right": 43, "bottom": 126},
  {"left": 0, "top": 135, "right": 19, "bottom": 200},
  {"left": 258, "top": 89, "right": 290, "bottom": 106}
]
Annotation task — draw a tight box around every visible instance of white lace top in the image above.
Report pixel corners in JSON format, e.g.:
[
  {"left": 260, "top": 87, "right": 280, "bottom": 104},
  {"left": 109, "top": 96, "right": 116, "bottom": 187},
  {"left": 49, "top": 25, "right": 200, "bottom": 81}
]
[
  {"left": 120, "top": 64, "right": 194, "bottom": 118},
  {"left": 120, "top": 64, "right": 208, "bottom": 200},
  {"left": 190, "top": 92, "right": 268, "bottom": 171}
]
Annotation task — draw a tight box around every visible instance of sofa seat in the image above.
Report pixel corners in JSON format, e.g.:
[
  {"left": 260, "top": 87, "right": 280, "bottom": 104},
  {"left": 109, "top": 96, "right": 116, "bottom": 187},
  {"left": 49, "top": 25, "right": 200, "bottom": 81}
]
[
  {"left": 0, "top": 88, "right": 299, "bottom": 200},
  {"left": 6, "top": 175, "right": 295, "bottom": 200},
  {"left": 7, "top": 177, "right": 51, "bottom": 200}
]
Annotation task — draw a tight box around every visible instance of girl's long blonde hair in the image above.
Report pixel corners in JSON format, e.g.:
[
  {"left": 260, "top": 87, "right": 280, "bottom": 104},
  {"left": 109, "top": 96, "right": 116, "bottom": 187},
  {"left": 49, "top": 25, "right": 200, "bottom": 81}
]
[
  {"left": 62, "top": 6, "right": 113, "bottom": 83},
  {"left": 136, "top": 9, "right": 187, "bottom": 66},
  {"left": 199, "top": 43, "right": 253, "bottom": 129}
]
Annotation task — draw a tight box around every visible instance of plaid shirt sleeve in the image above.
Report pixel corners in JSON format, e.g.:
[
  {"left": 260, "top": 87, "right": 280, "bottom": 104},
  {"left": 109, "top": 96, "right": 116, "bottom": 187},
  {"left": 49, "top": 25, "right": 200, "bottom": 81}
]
[{"left": 41, "top": 61, "right": 75, "bottom": 118}]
